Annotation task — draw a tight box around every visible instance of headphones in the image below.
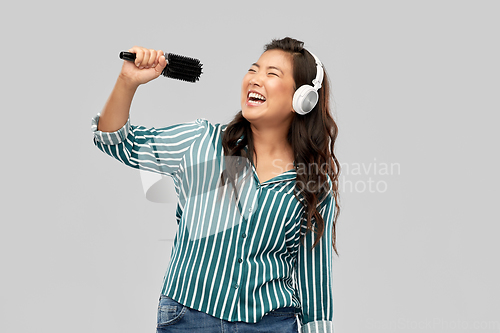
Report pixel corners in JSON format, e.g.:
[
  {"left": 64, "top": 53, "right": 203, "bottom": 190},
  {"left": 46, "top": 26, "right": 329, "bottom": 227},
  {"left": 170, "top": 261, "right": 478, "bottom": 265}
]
[{"left": 292, "top": 51, "right": 324, "bottom": 115}]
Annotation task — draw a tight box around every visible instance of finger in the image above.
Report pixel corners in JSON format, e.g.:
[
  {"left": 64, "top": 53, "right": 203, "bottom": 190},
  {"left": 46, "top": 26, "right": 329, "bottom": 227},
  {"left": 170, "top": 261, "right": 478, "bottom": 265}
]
[
  {"left": 153, "top": 50, "right": 166, "bottom": 72},
  {"left": 128, "top": 46, "right": 144, "bottom": 68},
  {"left": 154, "top": 54, "right": 167, "bottom": 75},
  {"left": 146, "top": 49, "right": 157, "bottom": 68},
  {"left": 152, "top": 49, "right": 163, "bottom": 68},
  {"left": 139, "top": 48, "right": 151, "bottom": 69},
  {"left": 157, "top": 53, "right": 167, "bottom": 71}
]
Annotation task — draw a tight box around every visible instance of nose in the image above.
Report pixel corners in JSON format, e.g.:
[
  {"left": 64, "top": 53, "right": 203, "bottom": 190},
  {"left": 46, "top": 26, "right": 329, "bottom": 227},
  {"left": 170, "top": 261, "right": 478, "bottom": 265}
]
[
  {"left": 249, "top": 73, "right": 263, "bottom": 86},
  {"left": 249, "top": 77, "right": 260, "bottom": 86}
]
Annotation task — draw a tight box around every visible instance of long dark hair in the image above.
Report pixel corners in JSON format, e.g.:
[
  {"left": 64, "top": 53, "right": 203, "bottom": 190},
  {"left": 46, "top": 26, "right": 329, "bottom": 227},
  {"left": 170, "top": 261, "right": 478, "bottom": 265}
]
[{"left": 219, "top": 37, "right": 341, "bottom": 255}]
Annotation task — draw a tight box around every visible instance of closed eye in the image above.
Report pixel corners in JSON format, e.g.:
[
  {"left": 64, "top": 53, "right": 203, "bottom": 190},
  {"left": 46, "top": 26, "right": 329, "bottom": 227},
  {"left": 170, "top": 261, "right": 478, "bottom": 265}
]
[{"left": 268, "top": 72, "right": 279, "bottom": 77}]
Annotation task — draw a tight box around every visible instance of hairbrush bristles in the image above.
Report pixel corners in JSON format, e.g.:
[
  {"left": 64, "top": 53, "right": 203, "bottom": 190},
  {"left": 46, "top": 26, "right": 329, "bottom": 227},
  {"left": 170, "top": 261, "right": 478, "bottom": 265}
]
[
  {"left": 119, "top": 51, "right": 203, "bottom": 83},
  {"left": 162, "top": 53, "right": 203, "bottom": 83}
]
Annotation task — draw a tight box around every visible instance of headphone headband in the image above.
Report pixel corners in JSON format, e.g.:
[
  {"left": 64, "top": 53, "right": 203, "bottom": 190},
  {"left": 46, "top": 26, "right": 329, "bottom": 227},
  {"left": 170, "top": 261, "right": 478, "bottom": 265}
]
[
  {"left": 292, "top": 50, "right": 325, "bottom": 115},
  {"left": 308, "top": 51, "right": 324, "bottom": 90}
]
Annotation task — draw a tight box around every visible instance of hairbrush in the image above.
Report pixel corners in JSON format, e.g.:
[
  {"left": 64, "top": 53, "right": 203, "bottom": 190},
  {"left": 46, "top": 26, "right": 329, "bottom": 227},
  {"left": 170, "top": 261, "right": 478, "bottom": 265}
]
[{"left": 119, "top": 51, "right": 203, "bottom": 83}]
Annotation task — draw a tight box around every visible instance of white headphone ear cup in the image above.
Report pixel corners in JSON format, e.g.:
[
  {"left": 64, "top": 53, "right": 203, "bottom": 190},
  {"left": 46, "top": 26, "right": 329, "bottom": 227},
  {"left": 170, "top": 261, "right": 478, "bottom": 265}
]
[{"left": 293, "top": 85, "right": 318, "bottom": 115}]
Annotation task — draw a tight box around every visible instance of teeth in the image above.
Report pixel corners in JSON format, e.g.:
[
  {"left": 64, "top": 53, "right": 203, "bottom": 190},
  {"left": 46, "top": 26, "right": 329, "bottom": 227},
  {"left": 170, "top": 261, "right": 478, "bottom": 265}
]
[{"left": 248, "top": 92, "right": 266, "bottom": 101}]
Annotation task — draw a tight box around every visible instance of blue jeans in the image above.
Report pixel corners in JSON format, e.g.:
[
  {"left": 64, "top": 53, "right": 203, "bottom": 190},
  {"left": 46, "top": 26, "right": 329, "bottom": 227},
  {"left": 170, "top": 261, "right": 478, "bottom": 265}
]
[{"left": 156, "top": 295, "right": 299, "bottom": 333}]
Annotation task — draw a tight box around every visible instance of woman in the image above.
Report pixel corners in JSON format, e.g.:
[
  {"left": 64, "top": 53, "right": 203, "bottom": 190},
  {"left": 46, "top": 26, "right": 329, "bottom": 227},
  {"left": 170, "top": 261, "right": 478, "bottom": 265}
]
[{"left": 92, "top": 37, "right": 340, "bottom": 333}]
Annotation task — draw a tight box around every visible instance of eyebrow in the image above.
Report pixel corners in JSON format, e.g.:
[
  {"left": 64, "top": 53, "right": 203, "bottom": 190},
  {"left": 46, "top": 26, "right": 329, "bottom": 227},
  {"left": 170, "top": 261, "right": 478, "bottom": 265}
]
[{"left": 251, "top": 63, "right": 284, "bottom": 75}]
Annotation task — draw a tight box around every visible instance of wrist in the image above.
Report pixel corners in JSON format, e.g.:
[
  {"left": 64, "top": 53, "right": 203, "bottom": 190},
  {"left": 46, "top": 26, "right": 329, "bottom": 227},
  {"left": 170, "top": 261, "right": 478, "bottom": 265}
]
[{"left": 117, "top": 73, "right": 141, "bottom": 91}]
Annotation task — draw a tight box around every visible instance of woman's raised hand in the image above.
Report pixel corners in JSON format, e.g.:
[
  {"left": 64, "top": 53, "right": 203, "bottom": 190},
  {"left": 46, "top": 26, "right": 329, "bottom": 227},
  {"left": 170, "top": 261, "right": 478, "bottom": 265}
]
[
  {"left": 97, "top": 46, "right": 167, "bottom": 132},
  {"left": 119, "top": 46, "right": 167, "bottom": 86}
]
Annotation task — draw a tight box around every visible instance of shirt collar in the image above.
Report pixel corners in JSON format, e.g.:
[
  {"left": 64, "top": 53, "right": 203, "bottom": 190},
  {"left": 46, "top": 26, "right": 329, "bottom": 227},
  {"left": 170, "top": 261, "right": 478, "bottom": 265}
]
[{"left": 230, "top": 132, "right": 297, "bottom": 185}]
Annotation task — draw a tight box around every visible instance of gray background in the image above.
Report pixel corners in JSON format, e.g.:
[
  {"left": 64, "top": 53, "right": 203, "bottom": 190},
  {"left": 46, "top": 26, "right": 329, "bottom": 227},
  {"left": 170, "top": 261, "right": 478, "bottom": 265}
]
[{"left": 1, "top": 0, "right": 499, "bottom": 332}]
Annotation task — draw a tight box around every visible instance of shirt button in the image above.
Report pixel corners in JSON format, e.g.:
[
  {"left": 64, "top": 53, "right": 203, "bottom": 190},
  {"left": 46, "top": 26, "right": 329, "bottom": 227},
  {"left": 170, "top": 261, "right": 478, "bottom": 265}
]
[
  {"left": 234, "top": 284, "right": 239, "bottom": 289},
  {"left": 238, "top": 258, "right": 243, "bottom": 263},
  {"left": 249, "top": 207, "right": 253, "bottom": 212},
  {"left": 242, "top": 233, "right": 246, "bottom": 238}
]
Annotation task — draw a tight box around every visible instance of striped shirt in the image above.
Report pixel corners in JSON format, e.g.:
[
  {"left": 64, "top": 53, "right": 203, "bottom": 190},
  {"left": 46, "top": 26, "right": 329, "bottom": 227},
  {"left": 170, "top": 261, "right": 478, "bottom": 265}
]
[{"left": 91, "top": 114, "right": 335, "bottom": 333}]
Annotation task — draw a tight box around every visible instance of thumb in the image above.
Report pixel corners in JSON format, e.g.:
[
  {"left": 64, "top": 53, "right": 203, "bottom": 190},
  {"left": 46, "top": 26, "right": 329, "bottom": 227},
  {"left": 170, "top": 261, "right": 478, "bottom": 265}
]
[{"left": 154, "top": 53, "right": 167, "bottom": 76}]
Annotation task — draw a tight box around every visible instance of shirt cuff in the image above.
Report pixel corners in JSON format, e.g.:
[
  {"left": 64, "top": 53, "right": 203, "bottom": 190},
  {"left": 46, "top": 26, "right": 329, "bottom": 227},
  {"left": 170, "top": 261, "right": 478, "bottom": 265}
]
[
  {"left": 91, "top": 113, "right": 131, "bottom": 145},
  {"left": 302, "top": 320, "right": 334, "bottom": 333}
]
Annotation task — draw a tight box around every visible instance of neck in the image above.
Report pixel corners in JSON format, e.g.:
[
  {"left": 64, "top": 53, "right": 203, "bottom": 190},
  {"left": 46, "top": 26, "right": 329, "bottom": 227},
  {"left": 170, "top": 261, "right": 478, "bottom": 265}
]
[{"left": 250, "top": 123, "right": 293, "bottom": 157}]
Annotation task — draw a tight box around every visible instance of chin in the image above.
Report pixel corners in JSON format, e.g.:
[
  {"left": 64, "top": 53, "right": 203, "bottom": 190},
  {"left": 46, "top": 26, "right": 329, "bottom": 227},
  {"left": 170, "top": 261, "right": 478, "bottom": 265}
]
[
  {"left": 242, "top": 104, "right": 267, "bottom": 115},
  {"left": 242, "top": 108, "right": 261, "bottom": 123}
]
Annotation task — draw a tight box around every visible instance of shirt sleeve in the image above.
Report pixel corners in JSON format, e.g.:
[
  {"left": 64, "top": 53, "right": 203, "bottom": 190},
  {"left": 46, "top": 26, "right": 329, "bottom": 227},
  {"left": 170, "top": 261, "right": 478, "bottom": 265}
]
[
  {"left": 91, "top": 113, "right": 208, "bottom": 177},
  {"left": 296, "top": 191, "right": 336, "bottom": 333}
]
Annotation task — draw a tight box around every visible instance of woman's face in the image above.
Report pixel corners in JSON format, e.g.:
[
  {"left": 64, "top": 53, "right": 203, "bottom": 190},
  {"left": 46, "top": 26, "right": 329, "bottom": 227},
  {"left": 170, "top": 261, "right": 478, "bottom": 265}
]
[{"left": 241, "top": 49, "right": 296, "bottom": 126}]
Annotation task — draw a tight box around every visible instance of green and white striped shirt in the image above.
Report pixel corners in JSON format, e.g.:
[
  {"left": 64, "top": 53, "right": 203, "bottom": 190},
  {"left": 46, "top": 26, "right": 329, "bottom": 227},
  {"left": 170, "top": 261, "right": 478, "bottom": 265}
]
[{"left": 91, "top": 114, "right": 335, "bottom": 333}]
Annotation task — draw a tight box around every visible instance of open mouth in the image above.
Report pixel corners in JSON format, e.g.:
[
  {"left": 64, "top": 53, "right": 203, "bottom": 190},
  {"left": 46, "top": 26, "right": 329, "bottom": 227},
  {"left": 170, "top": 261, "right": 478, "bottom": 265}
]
[{"left": 247, "top": 91, "right": 266, "bottom": 105}]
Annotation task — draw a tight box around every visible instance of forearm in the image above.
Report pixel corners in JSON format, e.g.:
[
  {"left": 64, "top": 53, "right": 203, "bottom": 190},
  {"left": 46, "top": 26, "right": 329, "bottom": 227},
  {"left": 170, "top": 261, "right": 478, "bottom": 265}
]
[{"left": 97, "top": 75, "right": 138, "bottom": 132}]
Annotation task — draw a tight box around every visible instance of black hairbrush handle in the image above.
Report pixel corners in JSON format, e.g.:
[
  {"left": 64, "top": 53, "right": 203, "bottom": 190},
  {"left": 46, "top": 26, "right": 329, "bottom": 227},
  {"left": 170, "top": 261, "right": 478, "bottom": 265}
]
[
  {"left": 119, "top": 51, "right": 138, "bottom": 62},
  {"left": 119, "top": 51, "right": 203, "bottom": 83}
]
